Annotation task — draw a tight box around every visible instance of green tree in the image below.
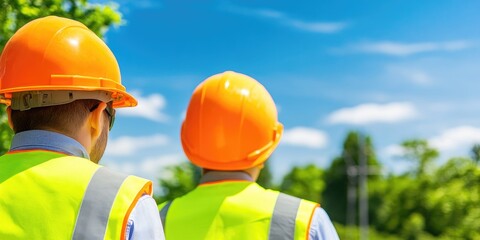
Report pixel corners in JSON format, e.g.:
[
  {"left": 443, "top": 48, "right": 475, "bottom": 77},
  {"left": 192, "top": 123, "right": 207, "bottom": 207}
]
[
  {"left": 257, "top": 160, "right": 276, "bottom": 189},
  {"left": 0, "top": 0, "right": 122, "bottom": 51},
  {"left": 372, "top": 139, "right": 438, "bottom": 238},
  {"left": 279, "top": 164, "right": 324, "bottom": 203},
  {"left": 374, "top": 175, "right": 429, "bottom": 238},
  {"left": 155, "top": 160, "right": 278, "bottom": 203},
  {"left": 402, "top": 139, "right": 438, "bottom": 176},
  {"left": 374, "top": 144, "right": 480, "bottom": 239},
  {"left": 0, "top": 105, "right": 12, "bottom": 155},
  {"left": 470, "top": 144, "right": 480, "bottom": 164},
  {"left": 154, "top": 162, "right": 201, "bottom": 204},
  {"left": 425, "top": 157, "right": 480, "bottom": 239},
  {"left": 401, "top": 139, "right": 439, "bottom": 176},
  {"left": 0, "top": 0, "right": 122, "bottom": 154}
]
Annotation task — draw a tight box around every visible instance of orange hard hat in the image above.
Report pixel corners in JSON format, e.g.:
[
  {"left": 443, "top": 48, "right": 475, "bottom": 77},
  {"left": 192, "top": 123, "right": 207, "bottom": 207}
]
[
  {"left": 181, "top": 71, "right": 283, "bottom": 170},
  {"left": 0, "top": 16, "right": 137, "bottom": 108}
]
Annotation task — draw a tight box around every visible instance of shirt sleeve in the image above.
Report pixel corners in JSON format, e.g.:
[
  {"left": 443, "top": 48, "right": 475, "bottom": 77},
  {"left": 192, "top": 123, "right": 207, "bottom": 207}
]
[
  {"left": 126, "top": 195, "right": 165, "bottom": 240},
  {"left": 309, "top": 207, "right": 340, "bottom": 240}
]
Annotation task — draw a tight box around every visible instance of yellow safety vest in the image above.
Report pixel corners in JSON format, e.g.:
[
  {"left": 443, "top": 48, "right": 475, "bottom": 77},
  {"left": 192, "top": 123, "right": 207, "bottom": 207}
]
[
  {"left": 0, "top": 150, "right": 152, "bottom": 240},
  {"left": 159, "top": 180, "right": 318, "bottom": 240}
]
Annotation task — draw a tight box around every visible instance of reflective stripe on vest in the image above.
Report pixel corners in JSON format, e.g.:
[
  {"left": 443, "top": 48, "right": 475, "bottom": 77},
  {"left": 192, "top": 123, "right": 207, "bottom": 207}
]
[
  {"left": 269, "top": 193, "right": 301, "bottom": 240},
  {"left": 159, "top": 180, "right": 318, "bottom": 240},
  {"left": 72, "top": 167, "right": 128, "bottom": 240}
]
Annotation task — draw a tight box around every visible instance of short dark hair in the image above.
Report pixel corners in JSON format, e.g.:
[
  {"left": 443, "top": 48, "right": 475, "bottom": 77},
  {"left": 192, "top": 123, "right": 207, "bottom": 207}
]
[{"left": 10, "top": 99, "right": 100, "bottom": 135}]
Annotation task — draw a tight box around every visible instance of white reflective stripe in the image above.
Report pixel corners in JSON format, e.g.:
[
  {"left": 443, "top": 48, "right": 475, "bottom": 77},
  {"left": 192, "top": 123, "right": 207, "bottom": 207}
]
[
  {"left": 159, "top": 201, "right": 173, "bottom": 232},
  {"left": 269, "top": 193, "right": 301, "bottom": 240},
  {"left": 72, "top": 167, "right": 128, "bottom": 240}
]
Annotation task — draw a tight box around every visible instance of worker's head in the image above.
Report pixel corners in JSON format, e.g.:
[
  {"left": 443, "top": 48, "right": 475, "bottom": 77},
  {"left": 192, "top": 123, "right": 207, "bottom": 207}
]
[
  {"left": 0, "top": 16, "right": 137, "bottom": 162},
  {"left": 181, "top": 71, "right": 283, "bottom": 172}
]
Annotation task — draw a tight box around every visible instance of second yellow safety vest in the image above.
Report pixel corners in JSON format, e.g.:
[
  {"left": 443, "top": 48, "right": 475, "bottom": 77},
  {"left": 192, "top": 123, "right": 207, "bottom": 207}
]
[
  {"left": 159, "top": 180, "right": 318, "bottom": 240},
  {"left": 0, "top": 150, "right": 152, "bottom": 240}
]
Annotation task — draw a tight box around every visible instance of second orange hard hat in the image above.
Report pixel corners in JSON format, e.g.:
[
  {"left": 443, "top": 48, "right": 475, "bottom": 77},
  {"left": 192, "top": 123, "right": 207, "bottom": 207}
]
[
  {"left": 0, "top": 16, "right": 137, "bottom": 108},
  {"left": 181, "top": 71, "right": 283, "bottom": 170}
]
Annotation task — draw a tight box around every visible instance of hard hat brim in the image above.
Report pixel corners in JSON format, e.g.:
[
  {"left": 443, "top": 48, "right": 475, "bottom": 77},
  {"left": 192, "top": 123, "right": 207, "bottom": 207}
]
[{"left": 0, "top": 77, "right": 138, "bottom": 108}]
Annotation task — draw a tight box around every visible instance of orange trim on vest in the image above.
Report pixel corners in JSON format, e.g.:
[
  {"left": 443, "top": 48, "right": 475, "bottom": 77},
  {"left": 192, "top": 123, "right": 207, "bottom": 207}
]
[
  {"left": 198, "top": 179, "right": 251, "bottom": 186},
  {"left": 120, "top": 181, "right": 153, "bottom": 240},
  {"left": 7, "top": 149, "right": 68, "bottom": 155},
  {"left": 305, "top": 204, "right": 320, "bottom": 240}
]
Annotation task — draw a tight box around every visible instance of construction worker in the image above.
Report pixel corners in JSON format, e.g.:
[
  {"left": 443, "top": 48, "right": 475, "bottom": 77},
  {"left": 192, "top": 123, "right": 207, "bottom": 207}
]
[
  {"left": 0, "top": 16, "right": 164, "bottom": 239},
  {"left": 159, "top": 71, "right": 339, "bottom": 239}
]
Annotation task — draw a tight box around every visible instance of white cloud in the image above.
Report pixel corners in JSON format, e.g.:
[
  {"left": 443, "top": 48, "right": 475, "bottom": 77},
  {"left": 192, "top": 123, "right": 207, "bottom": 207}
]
[
  {"left": 139, "top": 154, "right": 184, "bottom": 177},
  {"left": 382, "top": 126, "right": 480, "bottom": 162},
  {"left": 429, "top": 126, "right": 480, "bottom": 152},
  {"left": 255, "top": 9, "right": 284, "bottom": 18},
  {"left": 105, "top": 134, "right": 170, "bottom": 156},
  {"left": 103, "top": 154, "right": 184, "bottom": 185},
  {"left": 104, "top": 161, "right": 136, "bottom": 175},
  {"left": 380, "top": 126, "right": 480, "bottom": 175},
  {"left": 287, "top": 19, "right": 346, "bottom": 33},
  {"left": 327, "top": 102, "right": 418, "bottom": 125},
  {"left": 379, "top": 146, "right": 415, "bottom": 175},
  {"left": 117, "top": 91, "right": 169, "bottom": 122},
  {"left": 281, "top": 127, "right": 328, "bottom": 148},
  {"left": 382, "top": 144, "right": 405, "bottom": 158},
  {"left": 225, "top": 6, "right": 347, "bottom": 34},
  {"left": 351, "top": 40, "right": 473, "bottom": 56},
  {"left": 387, "top": 66, "right": 433, "bottom": 86}
]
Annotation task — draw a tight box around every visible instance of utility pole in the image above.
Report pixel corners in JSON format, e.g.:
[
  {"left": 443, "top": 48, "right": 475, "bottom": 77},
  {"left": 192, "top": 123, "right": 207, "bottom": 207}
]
[
  {"left": 344, "top": 133, "right": 381, "bottom": 240},
  {"left": 344, "top": 148, "right": 357, "bottom": 240},
  {"left": 358, "top": 134, "right": 368, "bottom": 240}
]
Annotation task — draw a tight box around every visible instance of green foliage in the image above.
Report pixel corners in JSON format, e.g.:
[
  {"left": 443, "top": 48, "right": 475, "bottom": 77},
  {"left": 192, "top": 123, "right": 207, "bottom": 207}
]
[
  {"left": 401, "top": 213, "right": 429, "bottom": 240},
  {"left": 0, "top": 0, "right": 122, "bottom": 51},
  {"left": 154, "top": 162, "right": 201, "bottom": 203},
  {"left": 373, "top": 176, "right": 423, "bottom": 234},
  {"left": 401, "top": 139, "right": 439, "bottom": 176},
  {"left": 425, "top": 158, "right": 480, "bottom": 239},
  {"left": 333, "top": 223, "right": 404, "bottom": 240},
  {"left": 470, "top": 144, "right": 480, "bottom": 164},
  {"left": 0, "top": 0, "right": 122, "bottom": 154},
  {"left": 0, "top": 105, "right": 13, "bottom": 155},
  {"left": 279, "top": 164, "right": 324, "bottom": 203},
  {"left": 322, "top": 136, "right": 480, "bottom": 239},
  {"left": 257, "top": 160, "right": 276, "bottom": 189},
  {"left": 373, "top": 154, "right": 480, "bottom": 239}
]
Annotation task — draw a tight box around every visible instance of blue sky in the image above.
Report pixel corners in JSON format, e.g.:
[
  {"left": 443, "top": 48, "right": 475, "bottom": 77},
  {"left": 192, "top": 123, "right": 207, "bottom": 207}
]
[{"left": 94, "top": 0, "right": 480, "bottom": 186}]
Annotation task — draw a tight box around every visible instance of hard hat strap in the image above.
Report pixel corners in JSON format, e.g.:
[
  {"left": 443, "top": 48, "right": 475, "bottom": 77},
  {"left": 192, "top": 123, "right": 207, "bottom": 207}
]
[{"left": 11, "top": 90, "right": 113, "bottom": 111}]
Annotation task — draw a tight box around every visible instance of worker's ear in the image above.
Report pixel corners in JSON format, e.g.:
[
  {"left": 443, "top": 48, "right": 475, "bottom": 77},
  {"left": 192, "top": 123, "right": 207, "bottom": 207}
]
[
  {"left": 6, "top": 106, "right": 13, "bottom": 130},
  {"left": 89, "top": 102, "right": 107, "bottom": 140}
]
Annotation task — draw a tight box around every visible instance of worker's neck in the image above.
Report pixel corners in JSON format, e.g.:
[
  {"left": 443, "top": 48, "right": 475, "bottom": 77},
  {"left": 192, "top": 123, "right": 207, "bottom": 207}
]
[
  {"left": 200, "top": 170, "right": 254, "bottom": 184},
  {"left": 202, "top": 165, "right": 263, "bottom": 183}
]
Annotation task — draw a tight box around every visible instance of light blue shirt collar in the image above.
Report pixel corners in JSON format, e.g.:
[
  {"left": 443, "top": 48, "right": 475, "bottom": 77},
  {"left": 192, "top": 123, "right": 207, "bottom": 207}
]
[{"left": 10, "top": 130, "right": 90, "bottom": 159}]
